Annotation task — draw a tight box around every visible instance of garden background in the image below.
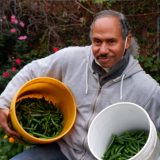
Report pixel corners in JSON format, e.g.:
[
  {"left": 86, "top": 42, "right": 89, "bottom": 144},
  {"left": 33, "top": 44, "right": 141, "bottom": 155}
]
[{"left": 0, "top": 0, "right": 160, "bottom": 159}]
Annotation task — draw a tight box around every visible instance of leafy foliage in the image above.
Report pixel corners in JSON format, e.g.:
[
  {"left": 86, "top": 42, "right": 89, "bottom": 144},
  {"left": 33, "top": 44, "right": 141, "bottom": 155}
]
[{"left": 138, "top": 54, "right": 160, "bottom": 83}]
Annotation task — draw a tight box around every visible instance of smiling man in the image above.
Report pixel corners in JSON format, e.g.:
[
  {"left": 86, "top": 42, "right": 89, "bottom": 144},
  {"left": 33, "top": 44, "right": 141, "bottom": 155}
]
[
  {"left": 91, "top": 16, "right": 131, "bottom": 68},
  {"left": 0, "top": 9, "right": 160, "bottom": 160}
]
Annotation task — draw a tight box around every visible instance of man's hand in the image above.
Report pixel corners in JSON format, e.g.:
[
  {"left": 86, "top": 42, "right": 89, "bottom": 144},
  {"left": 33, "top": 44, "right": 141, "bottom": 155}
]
[{"left": 0, "top": 108, "right": 20, "bottom": 137}]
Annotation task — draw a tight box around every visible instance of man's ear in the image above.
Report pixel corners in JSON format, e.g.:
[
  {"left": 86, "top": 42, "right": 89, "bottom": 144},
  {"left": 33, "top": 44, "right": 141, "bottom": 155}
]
[{"left": 125, "top": 33, "right": 132, "bottom": 49}]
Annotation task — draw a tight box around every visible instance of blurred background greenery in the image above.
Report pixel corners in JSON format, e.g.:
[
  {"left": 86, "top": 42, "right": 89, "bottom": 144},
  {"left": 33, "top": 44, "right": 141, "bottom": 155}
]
[{"left": 0, "top": 0, "right": 160, "bottom": 93}]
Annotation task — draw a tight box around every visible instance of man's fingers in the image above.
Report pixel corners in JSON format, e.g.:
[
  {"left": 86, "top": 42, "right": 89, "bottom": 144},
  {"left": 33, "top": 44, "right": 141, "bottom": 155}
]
[{"left": 2, "top": 123, "right": 20, "bottom": 138}]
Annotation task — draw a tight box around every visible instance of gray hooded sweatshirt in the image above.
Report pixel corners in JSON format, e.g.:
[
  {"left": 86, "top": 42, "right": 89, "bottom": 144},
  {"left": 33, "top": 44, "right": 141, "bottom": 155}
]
[{"left": 0, "top": 46, "right": 160, "bottom": 160}]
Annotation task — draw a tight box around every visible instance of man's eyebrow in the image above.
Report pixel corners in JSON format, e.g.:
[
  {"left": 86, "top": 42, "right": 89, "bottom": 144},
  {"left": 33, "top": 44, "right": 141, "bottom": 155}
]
[{"left": 106, "top": 38, "right": 117, "bottom": 41}]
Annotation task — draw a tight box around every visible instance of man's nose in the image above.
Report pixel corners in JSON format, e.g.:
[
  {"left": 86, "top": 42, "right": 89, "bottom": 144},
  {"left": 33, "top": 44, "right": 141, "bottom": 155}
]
[{"left": 99, "top": 43, "right": 109, "bottom": 53}]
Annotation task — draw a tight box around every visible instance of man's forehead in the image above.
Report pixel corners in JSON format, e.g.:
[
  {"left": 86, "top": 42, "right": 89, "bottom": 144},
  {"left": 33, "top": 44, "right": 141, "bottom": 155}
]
[
  {"left": 94, "top": 16, "right": 121, "bottom": 26},
  {"left": 92, "top": 16, "right": 122, "bottom": 35}
]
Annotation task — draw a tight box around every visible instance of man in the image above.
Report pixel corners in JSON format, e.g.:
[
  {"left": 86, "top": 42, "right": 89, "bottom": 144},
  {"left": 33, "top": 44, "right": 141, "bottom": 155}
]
[{"left": 0, "top": 9, "right": 160, "bottom": 160}]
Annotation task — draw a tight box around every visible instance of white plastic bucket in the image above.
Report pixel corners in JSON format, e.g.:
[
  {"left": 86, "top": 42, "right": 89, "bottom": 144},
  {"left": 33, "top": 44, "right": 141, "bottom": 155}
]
[{"left": 87, "top": 102, "right": 160, "bottom": 160}]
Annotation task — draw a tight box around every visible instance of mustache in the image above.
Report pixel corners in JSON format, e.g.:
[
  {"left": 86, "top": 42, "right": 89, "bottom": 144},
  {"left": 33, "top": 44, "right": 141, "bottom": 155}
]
[{"left": 97, "top": 54, "right": 109, "bottom": 59}]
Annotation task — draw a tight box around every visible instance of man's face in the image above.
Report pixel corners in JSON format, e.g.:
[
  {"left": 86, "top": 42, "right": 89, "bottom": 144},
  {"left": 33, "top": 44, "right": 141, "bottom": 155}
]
[{"left": 91, "top": 16, "right": 131, "bottom": 68}]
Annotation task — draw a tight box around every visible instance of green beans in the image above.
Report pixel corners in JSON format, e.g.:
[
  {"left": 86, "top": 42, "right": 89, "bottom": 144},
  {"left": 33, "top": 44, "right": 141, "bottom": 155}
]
[
  {"left": 16, "top": 97, "right": 64, "bottom": 139},
  {"left": 102, "top": 130, "right": 148, "bottom": 160}
]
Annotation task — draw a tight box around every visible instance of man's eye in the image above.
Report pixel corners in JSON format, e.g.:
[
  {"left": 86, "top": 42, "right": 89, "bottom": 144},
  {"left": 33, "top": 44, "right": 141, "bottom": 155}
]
[
  {"left": 93, "top": 39, "right": 101, "bottom": 45},
  {"left": 108, "top": 39, "right": 116, "bottom": 45}
]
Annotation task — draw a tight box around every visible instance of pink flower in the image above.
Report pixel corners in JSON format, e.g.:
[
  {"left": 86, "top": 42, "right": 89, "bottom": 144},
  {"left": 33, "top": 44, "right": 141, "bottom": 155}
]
[
  {"left": 3, "top": 71, "right": 9, "bottom": 78},
  {"left": 15, "top": 58, "right": 22, "bottom": 65},
  {"left": 11, "top": 18, "right": 18, "bottom": 24},
  {"left": 11, "top": 67, "right": 17, "bottom": 72},
  {"left": 10, "top": 28, "right": 17, "bottom": 33},
  {"left": 52, "top": 47, "right": 59, "bottom": 52},
  {"left": 19, "top": 21, "right": 25, "bottom": 27},
  {"left": 18, "top": 35, "right": 27, "bottom": 40},
  {"left": 11, "top": 15, "right": 16, "bottom": 19},
  {"left": 10, "top": 15, "right": 18, "bottom": 24},
  {"left": 11, "top": 19, "right": 18, "bottom": 24}
]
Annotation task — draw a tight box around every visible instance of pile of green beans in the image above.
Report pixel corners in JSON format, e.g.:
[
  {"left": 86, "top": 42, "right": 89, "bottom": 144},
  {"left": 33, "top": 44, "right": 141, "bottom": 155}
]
[
  {"left": 16, "top": 97, "right": 64, "bottom": 139},
  {"left": 102, "top": 130, "right": 148, "bottom": 160}
]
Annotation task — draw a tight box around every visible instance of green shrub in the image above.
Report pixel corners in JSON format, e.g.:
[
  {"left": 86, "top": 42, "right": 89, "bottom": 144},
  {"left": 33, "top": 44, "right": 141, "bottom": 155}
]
[{"left": 138, "top": 54, "right": 160, "bottom": 83}]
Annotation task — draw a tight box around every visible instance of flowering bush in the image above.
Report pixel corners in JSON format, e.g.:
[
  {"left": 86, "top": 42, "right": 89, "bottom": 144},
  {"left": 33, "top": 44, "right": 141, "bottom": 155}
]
[
  {"left": 0, "top": 46, "right": 59, "bottom": 93},
  {"left": 0, "top": 14, "right": 30, "bottom": 93},
  {"left": 0, "top": 14, "right": 29, "bottom": 66},
  {"left": 0, "top": 58, "right": 23, "bottom": 92}
]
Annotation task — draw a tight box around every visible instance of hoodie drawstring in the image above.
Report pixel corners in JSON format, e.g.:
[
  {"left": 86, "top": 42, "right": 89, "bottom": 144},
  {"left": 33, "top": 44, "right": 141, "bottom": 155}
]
[
  {"left": 85, "top": 63, "right": 89, "bottom": 94},
  {"left": 120, "top": 74, "right": 125, "bottom": 100},
  {"left": 85, "top": 59, "right": 126, "bottom": 98}
]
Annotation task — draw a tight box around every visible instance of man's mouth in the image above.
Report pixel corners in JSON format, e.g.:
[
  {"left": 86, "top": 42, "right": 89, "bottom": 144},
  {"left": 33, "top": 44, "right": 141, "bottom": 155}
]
[{"left": 97, "top": 54, "right": 110, "bottom": 59}]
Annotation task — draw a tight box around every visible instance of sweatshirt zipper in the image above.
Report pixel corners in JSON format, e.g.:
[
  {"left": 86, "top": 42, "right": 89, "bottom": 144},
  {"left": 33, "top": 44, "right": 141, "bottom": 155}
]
[{"left": 80, "top": 85, "right": 102, "bottom": 160}]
